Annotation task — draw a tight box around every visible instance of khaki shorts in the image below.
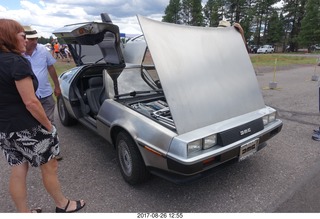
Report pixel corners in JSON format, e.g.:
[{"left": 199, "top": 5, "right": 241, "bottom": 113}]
[
  {"left": 0, "top": 125, "right": 59, "bottom": 167},
  {"left": 39, "top": 95, "right": 55, "bottom": 124}
]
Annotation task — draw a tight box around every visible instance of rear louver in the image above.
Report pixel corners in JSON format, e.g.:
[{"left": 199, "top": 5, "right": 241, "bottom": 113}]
[{"left": 217, "top": 118, "right": 263, "bottom": 146}]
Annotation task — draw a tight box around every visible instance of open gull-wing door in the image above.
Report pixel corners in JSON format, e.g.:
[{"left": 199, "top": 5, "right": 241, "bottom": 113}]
[
  {"left": 53, "top": 14, "right": 125, "bottom": 68},
  {"left": 137, "top": 15, "right": 265, "bottom": 134}
]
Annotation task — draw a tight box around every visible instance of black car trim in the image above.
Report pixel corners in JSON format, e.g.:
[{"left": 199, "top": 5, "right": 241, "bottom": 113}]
[
  {"left": 148, "top": 143, "right": 269, "bottom": 184},
  {"left": 165, "top": 122, "right": 282, "bottom": 175},
  {"left": 217, "top": 118, "right": 264, "bottom": 146}
]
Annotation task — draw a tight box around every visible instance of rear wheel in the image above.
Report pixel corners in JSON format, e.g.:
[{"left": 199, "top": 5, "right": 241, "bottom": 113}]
[
  {"left": 116, "top": 131, "right": 150, "bottom": 185},
  {"left": 57, "top": 96, "right": 77, "bottom": 126}
]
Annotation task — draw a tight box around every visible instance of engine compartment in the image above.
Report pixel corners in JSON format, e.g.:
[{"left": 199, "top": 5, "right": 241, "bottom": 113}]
[{"left": 130, "top": 99, "right": 175, "bottom": 130}]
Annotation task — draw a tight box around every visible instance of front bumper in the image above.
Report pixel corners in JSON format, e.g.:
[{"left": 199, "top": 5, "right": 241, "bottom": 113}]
[{"left": 164, "top": 120, "right": 283, "bottom": 179}]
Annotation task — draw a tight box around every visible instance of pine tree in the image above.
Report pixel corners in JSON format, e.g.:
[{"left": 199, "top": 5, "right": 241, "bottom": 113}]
[
  {"left": 266, "top": 10, "right": 284, "bottom": 45},
  {"left": 203, "top": 0, "right": 225, "bottom": 27},
  {"left": 299, "top": 0, "right": 320, "bottom": 51},
  {"left": 162, "top": 0, "right": 182, "bottom": 24},
  {"left": 181, "top": 0, "right": 192, "bottom": 24},
  {"left": 282, "top": 0, "right": 307, "bottom": 51},
  {"left": 190, "top": 0, "right": 204, "bottom": 26},
  {"left": 160, "top": 0, "right": 314, "bottom": 50}
]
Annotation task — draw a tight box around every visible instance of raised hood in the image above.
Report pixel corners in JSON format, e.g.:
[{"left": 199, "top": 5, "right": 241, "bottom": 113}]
[{"left": 137, "top": 15, "right": 265, "bottom": 134}]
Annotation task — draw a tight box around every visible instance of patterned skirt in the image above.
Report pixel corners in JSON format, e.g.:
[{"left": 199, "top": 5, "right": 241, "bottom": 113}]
[{"left": 0, "top": 125, "right": 59, "bottom": 167}]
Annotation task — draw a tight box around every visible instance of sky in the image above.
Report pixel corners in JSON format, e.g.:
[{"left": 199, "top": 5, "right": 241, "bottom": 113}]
[
  {"left": 0, "top": 0, "right": 283, "bottom": 39},
  {"left": 0, "top": 0, "right": 171, "bottom": 38}
]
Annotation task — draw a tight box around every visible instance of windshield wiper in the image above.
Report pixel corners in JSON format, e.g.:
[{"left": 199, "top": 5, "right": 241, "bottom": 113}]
[{"left": 114, "top": 89, "right": 163, "bottom": 99}]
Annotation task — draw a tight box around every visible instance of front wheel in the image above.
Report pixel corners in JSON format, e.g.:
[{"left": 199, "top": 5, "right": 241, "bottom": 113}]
[
  {"left": 57, "top": 96, "right": 77, "bottom": 126},
  {"left": 116, "top": 131, "right": 150, "bottom": 185}
]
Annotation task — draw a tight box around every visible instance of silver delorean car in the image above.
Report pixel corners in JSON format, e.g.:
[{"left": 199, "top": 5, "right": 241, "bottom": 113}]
[{"left": 53, "top": 13, "right": 283, "bottom": 185}]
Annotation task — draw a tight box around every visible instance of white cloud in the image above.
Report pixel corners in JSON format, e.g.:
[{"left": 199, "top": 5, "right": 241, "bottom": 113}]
[
  {"left": 0, "top": 0, "right": 169, "bottom": 38},
  {"left": 0, "top": 5, "right": 6, "bottom": 12}
]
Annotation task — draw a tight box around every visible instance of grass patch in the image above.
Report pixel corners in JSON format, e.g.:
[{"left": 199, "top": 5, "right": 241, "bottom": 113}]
[
  {"left": 52, "top": 54, "right": 319, "bottom": 77},
  {"left": 54, "top": 60, "right": 76, "bottom": 75},
  {"left": 250, "top": 54, "right": 318, "bottom": 67}
]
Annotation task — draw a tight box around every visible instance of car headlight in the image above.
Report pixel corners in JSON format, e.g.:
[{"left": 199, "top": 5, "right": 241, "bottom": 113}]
[
  {"left": 187, "top": 139, "right": 202, "bottom": 155},
  {"left": 187, "top": 134, "right": 217, "bottom": 156},
  {"left": 268, "top": 112, "right": 276, "bottom": 123},
  {"left": 203, "top": 134, "right": 217, "bottom": 150},
  {"left": 263, "top": 115, "right": 269, "bottom": 125},
  {"left": 263, "top": 111, "right": 277, "bottom": 126}
]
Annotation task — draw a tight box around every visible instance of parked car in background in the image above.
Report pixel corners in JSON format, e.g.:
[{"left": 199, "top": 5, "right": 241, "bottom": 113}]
[
  {"left": 309, "top": 44, "right": 320, "bottom": 52},
  {"left": 53, "top": 13, "right": 283, "bottom": 185},
  {"left": 257, "top": 45, "right": 274, "bottom": 54},
  {"left": 249, "top": 45, "right": 258, "bottom": 53}
]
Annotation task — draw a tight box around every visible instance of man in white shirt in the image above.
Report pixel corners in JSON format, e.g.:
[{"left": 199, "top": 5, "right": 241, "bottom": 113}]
[{"left": 23, "top": 26, "right": 63, "bottom": 160}]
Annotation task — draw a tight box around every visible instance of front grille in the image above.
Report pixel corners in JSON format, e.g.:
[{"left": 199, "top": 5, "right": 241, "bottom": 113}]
[{"left": 217, "top": 118, "right": 263, "bottom": 146}]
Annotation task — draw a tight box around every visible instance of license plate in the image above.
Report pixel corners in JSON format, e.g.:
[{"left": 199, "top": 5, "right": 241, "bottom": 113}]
[{"left": 239, "top": 138, "right": 259, "bottom": 161}]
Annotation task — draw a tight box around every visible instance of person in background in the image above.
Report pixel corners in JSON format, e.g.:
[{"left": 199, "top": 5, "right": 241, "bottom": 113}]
[
  {"left": 50, "top": 39, "right": 56, "bottom": 56},
  {"left": 313, "top": 128, "right": 320, "bottom": 141},
  {"left": 23, "top": 26, "right": 63, "bottom": 161},
  {"left": 312, "top": 78, "right": 320, "bottom": 141},
  {"left": 63, "top": 45, "right": 71, "bottom": 63},
  {"left": 0, "top": 18, "right": 85, "bottom": 213},
  {"left": 53, "top": 41, "right": 60, "bottom": 59},
  {"left": 218, "top": 20, "right": 248, "bottom": 52}
]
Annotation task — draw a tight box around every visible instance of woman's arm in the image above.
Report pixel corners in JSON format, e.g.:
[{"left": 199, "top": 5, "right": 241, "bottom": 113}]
[{"left": 15, "top": 76, "right": 53, "bottom": 132}]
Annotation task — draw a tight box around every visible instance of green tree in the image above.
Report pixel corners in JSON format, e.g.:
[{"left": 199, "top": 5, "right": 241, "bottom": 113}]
[
  {"left": 190, "top": 0, "right": 204, "bottom": 26},
  {"left": 266, "top": 10, "right": 283, "bottom": 44},
  {"left": 278, "top": 12, "right": 290, "bottom": 52},
  {"left": 299, "top": 0, "right": 320, "bottom": 50},
  {"left": 203, "top": 0, "right": 225, "bottom": 27},
  {"left": 251, "top": 0, "right": 278, "bottom": 45},
  {"left": 162, "top": 0, "right": 182, "bottom": 24},
  {"left": 180, "top": 0, "right": 204, "bottom": 26},
  {"left": 225, "top": 0, "right": 248, "bottom": 23},
  {"left": 181, "top": 0, "right": 192, "bottom": 24},
  {"left": 161, "top": 0, "right": 306, "bottom": 50},
  {"left": 282, "top": 0, "right": 307, "bottom": 51},
  {"left": 234, "top": 0, "right": 257, "bottom": 45}
]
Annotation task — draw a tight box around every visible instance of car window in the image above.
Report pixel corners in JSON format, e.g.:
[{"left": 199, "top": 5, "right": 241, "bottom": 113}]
[
  {"left": 105, "top": 73, "right": 115, "bottom": 99},
  {"left": 60, "top": 67, "right": 80, "bottom": 82},
  {"left": 116, "top": 68, "right": 156, "bottom": 96}
]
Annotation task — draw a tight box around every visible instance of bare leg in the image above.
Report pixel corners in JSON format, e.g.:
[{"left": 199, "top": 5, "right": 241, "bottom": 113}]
[
  {"left": 40, "top": 159, "right": 84, "bottom": 211},
  {"left": 9, "top": 162, "right": 29, "bottom": 212},
  {"left": 40, "top": 159, "right": 67, "bottom": 207}
]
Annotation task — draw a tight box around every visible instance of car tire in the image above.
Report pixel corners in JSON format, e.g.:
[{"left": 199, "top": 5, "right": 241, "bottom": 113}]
[
  {"left": 116, "top": 131, "right": 150, "bottom": 185},
  {"left": 57, "top": 96, "right": 77, "bottom": 126}
]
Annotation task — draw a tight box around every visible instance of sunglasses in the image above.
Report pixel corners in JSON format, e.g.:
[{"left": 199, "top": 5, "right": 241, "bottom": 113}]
[{"left": 18, "top": 33, "right": 27, "bottom": 40}]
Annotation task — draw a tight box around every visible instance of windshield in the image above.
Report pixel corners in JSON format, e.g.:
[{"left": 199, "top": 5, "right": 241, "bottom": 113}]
[{"left": 107, "top": 67, "right": 159, "bottom": 99}]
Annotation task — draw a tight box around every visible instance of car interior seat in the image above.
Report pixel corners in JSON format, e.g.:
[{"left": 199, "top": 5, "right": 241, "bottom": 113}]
[
  {"left": 98, "top": 32, "right": 124, "bottom": 65},
  {"left": 98, "top": 13, "right": 125, "bottom": 66},
  {"left": 86, "top": 77, "right": 104, "bottom": 115}
]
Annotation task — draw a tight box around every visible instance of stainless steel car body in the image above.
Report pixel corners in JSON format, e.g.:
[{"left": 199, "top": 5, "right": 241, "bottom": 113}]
[
  {"left": 53, "top": 14, "right": 282, "bottom": 184},
  {"left": 138, "top": 16, "right": 266, "bottom": 134}
]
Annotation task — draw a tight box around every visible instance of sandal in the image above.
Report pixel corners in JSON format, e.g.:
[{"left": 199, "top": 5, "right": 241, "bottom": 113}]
[
  {"left": 31, "top": 207, "right": 42, "bottom": 213},
  {"left": 55, "top": 199, "right": 85, "bottom": 213}
]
